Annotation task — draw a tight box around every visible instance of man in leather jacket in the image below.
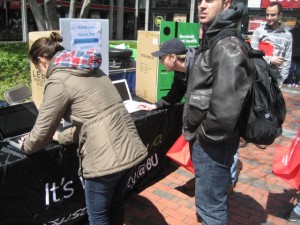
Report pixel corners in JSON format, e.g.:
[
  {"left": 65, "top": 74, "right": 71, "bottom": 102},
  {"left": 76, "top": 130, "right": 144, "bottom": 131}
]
[
  {"left": 183, "top": 1, "right": 253, "bottom": 224},
  {"left": 139, "top": 38, "right": 241, "bottom": 192}
]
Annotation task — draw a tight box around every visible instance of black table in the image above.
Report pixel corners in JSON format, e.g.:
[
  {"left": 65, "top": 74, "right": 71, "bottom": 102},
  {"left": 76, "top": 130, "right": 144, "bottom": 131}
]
[{"left": 0, "top": 104, "right": 183, "bottom": 225}]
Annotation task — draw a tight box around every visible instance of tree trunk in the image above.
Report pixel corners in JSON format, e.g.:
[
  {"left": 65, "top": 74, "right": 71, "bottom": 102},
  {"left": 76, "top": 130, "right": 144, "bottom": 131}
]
[
  {"left": 69, "top": 0, "right": 77, "bottom": 18},
  {"left": 44, "top": 0, "right": 59, "bottom": 30},
  {"left": 27, "top": 0, "right": 47, "bottom": 31},
  {"left": 80, "top": 0, "right": 91, "bottom": 18},
  {"left": 29, "top": 0, "right": 91, "bottom": 31}
]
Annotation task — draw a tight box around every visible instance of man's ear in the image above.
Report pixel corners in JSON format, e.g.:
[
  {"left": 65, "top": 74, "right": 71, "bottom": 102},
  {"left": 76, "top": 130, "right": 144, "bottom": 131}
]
[
  {"left": 170, "top": 54, "right": 177, "bottom": 62},
  {"left": 223, "top": 0, "right": 231, "bottom": 10}
]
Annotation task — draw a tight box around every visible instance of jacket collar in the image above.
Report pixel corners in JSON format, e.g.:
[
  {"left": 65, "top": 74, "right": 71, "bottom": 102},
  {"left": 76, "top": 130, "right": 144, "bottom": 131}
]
[
  {"left": 205, "top": 3, "right": 247, "bottom": 42},
  {"left": 264, "top": 23, "right": 286, "bottom": 33}
]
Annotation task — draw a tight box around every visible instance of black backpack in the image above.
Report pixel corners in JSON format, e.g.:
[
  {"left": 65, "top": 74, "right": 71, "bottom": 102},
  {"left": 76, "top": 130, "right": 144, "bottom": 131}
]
[{"left": 209, "top": 28, "right": 286, "bottom": 145}]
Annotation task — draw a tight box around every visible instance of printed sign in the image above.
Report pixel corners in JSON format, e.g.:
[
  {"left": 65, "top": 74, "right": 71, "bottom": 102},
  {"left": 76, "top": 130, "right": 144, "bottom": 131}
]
[
  {"left": 60, "top": 19, "right": 109, "bottom": 75},
  {"left": 153, "top": 14, "right": 166, "bottom": 31},
  {"left": 70, "top": 22, "right": 102, "bottom": 50},
  {"left": 248, "top": 0, "right": 262, "bottom": 8},
  {"left": 173, "top": 14, "right": 187, "bottom": 23}
]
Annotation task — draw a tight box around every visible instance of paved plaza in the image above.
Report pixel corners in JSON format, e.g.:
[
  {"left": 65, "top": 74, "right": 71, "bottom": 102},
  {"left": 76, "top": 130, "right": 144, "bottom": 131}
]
[{"left": 124, "top": 85, "right": 300, "bottom": 225}]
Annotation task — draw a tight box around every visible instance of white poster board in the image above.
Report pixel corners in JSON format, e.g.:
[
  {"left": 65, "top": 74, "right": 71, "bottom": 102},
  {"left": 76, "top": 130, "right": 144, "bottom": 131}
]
[
  {"left": 59, "top": 18, "right": 109, "bottom": 75},
  {"left": 248, "top": 0, "right": 261, "bottom": 8}
]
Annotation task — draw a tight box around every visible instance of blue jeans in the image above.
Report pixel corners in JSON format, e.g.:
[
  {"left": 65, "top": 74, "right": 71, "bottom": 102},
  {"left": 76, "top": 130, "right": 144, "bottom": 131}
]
[
  {"left": 190, "top": 139, "right": 238, "bottom": 225},
  {"left": 84, "top": 170, "right": 128, "bottom": 225},
  {"left": 288, "top": 57, "right": 300, "bottom": 84},
  {"left": 293, "top": 197, "right": 300, "bottom": 215}
]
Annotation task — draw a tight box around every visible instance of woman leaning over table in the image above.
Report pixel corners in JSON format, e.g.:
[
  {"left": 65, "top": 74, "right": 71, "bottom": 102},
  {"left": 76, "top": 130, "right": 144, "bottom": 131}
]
[{"left": 20, "top": 32, "right": 148, "bottom": 225}]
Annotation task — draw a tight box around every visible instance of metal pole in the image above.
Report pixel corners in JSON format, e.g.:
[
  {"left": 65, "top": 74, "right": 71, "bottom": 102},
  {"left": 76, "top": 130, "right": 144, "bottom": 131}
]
[
  {"left": 21, "top": 0, "right": 28, "bottom": 42},
  {"left": 145, "top": 0, "right": 149, "bottom": 31},
  {"left": 109, "top": 0, "right": 113, "bottom": 40},
  {"left": 134, "top": 0, "right": 139, "bottom": 39},
  {"left": 190, "top": 0, "right": 195, "bottom": 23},
  {"left": 4, "top": 0, "right": 8, "bottom": 28},
  {"left": 116, "top": 0, "right": 124, "bottom": 40}
]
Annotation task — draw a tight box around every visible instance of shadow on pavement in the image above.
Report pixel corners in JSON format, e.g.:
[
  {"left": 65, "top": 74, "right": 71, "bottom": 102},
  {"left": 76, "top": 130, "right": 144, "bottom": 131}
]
[
  {"left": 228, "top": 192, "right": 267, "bottom": 224},
  {"left": 124, "top": 195, "right": 168, "bottom": 225},
  {"left": 175, "top": 178, "right": 195, "bottom": 198},
  {"left": 267, "top": 189, "right": 299, "bottom": 219}
]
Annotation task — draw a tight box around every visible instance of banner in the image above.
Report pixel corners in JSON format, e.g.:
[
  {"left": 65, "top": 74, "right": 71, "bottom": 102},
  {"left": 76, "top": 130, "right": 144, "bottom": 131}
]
[
  {"left": 0, "top": 144, "right": 87, "bottom": 225},
  {"left": 261, "top": 0, "right": 300, "bottom": 8},
  {"left": 125, "top": 104, "right": 183, "bottom": 195},
  {"left": 0, "top": 105, "right": 184, "bottom": 224}
]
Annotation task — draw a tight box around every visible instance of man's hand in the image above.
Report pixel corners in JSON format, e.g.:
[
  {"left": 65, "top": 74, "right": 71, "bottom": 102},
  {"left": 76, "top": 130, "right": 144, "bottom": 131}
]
[
  {"left": 270, "top": 56, "right": 284, "bottom": 67},
  {"left": 137, "top": 102, "right": 157, "bottom": 111},
  {"left": 53, "top": 131, "right": 59, "bottom": 142},
  {"left": 18, "top": 134, "right": 28, "bottom": 148}
]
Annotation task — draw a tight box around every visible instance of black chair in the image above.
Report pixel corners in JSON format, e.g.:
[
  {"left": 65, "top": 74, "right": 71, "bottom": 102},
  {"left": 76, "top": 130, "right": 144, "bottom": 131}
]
[{"left": 4, "top": 85, "right": 32, "bottom": 105}]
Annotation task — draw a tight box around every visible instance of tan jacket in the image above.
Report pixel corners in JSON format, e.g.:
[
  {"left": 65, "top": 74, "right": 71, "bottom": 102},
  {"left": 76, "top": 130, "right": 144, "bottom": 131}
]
[{"left": 23, "top": 67, "right": 147, "bottom": 178}]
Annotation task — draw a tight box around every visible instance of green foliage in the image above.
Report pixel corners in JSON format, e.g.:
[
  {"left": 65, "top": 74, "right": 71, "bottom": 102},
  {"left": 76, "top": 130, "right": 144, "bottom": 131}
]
[
  {"left": 109, "top": 40, "right": 137, "bottom": 49},
  {"left": 0, "top": 42, "right": 30, "bottom": 101}
]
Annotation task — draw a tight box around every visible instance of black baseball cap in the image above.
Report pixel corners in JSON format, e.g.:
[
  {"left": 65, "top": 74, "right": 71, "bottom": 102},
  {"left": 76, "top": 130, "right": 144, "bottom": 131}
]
[{"left": 151, "top": 38, "right": 187, "bottom": 57}]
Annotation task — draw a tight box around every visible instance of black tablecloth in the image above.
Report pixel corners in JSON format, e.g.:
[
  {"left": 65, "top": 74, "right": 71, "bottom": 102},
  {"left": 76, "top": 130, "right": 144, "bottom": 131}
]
[{"left": 0, "top": 104, "right": 183, "bottom": 225}]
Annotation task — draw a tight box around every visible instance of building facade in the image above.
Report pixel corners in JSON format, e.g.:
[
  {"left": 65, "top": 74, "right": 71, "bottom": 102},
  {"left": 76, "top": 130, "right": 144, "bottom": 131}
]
[{"left": 0, "top": 0, "right": 299, "bottom": 41}]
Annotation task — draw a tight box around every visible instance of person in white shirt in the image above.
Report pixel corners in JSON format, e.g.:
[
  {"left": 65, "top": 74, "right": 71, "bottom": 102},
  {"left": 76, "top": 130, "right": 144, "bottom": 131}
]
[{"left": 251, "top": 2, "right": 292, "bottom": 87}]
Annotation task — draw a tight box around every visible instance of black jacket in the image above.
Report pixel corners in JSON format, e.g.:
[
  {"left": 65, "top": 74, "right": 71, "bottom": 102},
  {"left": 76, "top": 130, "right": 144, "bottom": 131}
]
[
  {"left": 155, "top": 48, "right": 196, "bottom": 109},
  {"left": 183, "top": 4, "right": 253, "bottom": 143},
  {"left": 155, "top": 71, "right": 186, "bottom": 109},
  {"left": 290, "top": 26, "right": 300, "bottom": 58}
]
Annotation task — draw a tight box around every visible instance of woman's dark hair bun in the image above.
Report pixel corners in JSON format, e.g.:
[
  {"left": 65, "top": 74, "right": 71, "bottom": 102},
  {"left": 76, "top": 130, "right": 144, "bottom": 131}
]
[{"left": 50, "top": 32, "right": 63, "bottom": 43}]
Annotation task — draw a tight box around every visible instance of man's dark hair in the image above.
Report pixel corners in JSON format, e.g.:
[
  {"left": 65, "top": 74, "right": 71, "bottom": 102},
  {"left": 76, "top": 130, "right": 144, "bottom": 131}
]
[{"left": 268, "top": 2, "right": 283, "bottom": 14}]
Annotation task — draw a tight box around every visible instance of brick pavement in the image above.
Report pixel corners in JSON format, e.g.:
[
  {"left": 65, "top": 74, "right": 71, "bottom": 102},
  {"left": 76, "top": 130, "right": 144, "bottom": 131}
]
[{"left": 123, "top": 85, "right": 300, "bottom": 225}]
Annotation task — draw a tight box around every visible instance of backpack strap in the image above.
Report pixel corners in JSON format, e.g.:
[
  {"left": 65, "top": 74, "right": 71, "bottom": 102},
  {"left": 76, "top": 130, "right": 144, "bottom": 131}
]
[
  {"left": 208, "top": 28, "right": 239, "bottom": 51},
  {"left": 208, "top": 28, "right": 265, "bottom": 60}
]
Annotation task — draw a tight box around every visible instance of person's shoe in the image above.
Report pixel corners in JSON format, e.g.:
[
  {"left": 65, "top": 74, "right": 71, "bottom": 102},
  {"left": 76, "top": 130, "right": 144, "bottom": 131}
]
[
  {"left": 255, "top": 144, "right": 266, "bottom": 149},
  {"left": 286, "top": 210, "right": 300, "bottom": 222},
  {"left": 182, "top": 177, "right": 195, "bottom": 190},
  {"left": 239, "top": 138, "right": 248, "bottom": 148}
]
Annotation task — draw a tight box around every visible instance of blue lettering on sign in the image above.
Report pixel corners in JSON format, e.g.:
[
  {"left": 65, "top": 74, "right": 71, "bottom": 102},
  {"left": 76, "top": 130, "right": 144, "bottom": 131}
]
[{"left": 74, "top": 38, "right": 99, "bottom": 44}]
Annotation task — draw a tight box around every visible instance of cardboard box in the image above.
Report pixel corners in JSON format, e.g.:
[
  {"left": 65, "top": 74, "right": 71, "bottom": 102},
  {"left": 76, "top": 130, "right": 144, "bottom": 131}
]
[
  {"left": 28, "top": 31, "right": 60, "bottom": 108},
  {"left": 136, "top": 22, "right": 199, "bottom": 103},
  {"left": 136, "top": 31, "right": 160, "bottom": 103}
]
